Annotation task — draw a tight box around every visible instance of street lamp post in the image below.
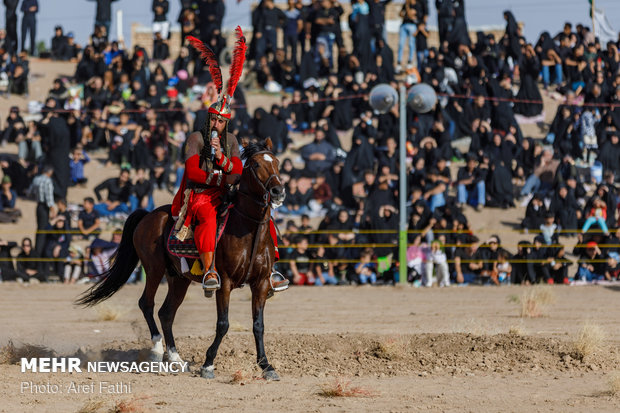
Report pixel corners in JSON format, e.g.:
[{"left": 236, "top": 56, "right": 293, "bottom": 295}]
[{"left": 369, "top": 82, "right": 437, "bottom": 284}]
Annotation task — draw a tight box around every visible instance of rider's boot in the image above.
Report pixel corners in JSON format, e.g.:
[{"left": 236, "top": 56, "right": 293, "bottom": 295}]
[{"left": 200, "top": 251, "right": 220, "bottom": 290}]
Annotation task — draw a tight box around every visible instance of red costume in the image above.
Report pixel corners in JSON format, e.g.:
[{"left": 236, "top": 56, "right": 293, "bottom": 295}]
[{"left": 172, "top": 149, "right": 243, "bottom": 253}]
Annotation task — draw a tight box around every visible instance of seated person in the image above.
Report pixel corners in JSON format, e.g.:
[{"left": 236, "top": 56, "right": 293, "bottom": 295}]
[
  {"left": 87, "top": 238, "right": 118, "bottom": 280},
  {"left": 16, "top": 121, "right": 42, "bottom": 167},
  {"left": 576, "top": 241, "right": 607, "bottom": 281},
  {"left": 16, "top": 237, "right": 44, "bottom": 282},
  {"left": 512, "top": 241, "right": 533, "bottom": 284},
  {"left": 582, "top": 197, "right": 609, "bottom": 236},
  {"left": 288, "top": 236, "right": 314, "bottom": 285},
  {"left": 8, "top": 54, "right": 28, "bottom": 95},
  {"left": 311, "top": 246, "right": 339, "bottom": 286},
  {"left": 78, "top": 197, "right": 101, "bottom": 239},
  {"left": 50, "top": 25, "right": 68, "bottom": 60},
  {"left": 453, "top": 235, "right": 482, "bottom": 284},
  {"left": 605, "top": 256, "right": 620, "bottom": 281},
  {"left": 0, "top": 238, "right": 19, "bottom": 281},
  {"left": 93, "top": 168, "right": 132, "bottom": 217},
  {"left": 43, "top": 215, "right": 71, "bottom": 276},
  {"left": 0, "top": 175, "right": 19, "bottom": 215},
  {"left": 549, "top": 247, "right": 572, "bottom": 284},
  {"left": 457, "top": 154, "right": 485, "bottom": 210},
  {"left": 130, "top": 168, "right": 154, "bottom": 211},
  {"left": 527, "top": 235, "right": 553, "bottom": 284},
  {"left": 355, "top": 248, "right": 377, "bottom": 285}
]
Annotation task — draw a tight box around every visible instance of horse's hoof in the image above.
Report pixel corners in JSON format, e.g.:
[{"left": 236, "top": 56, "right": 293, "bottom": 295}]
[
  {"left": 263, "top": 370, "right": 280, "bottom": 381},
  {"left": 148, "top": 351, "right": 164, "bottom": 362},
  {"left": 200, "top": 366, "right": 215, "bottom": 379}
]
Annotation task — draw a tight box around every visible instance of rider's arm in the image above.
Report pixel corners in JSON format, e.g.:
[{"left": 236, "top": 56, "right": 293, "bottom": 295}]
[
  {"left": 185, "top": 154, "right": 208, "bottom": 183},
  {"left": 215, "top": 133, "right": 242, "bottom": 175}
]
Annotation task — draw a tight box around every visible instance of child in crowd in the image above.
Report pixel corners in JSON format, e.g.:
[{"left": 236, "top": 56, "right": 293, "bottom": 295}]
[
  {"left": 425, "top": 240, "right": 450, "bottom": 287},
  {"left": 493, "top": 250, "right": 512, "bottom": 285},
  {"left": 355, "top": 248, "right": 377, "bottom": 284},
  {"left": 540, "top": 213, "right": 558, "bottom": 245},
  {"left": 582, "top": 197, "right": 609, "bottom": 235}
]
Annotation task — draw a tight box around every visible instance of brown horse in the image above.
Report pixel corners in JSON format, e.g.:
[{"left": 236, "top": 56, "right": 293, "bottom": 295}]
[{"left": 76, "top": 140, "right": 285, "bottom": 380}]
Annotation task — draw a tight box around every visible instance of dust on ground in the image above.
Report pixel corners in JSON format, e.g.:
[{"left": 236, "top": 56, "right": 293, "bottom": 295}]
[{"left": 1, "top": 284, "right": 620, "bottom": 412}]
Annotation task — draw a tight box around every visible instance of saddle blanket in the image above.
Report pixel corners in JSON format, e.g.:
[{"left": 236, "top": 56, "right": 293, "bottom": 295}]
[{"left": 166, "top": 213, "right": 229, "bottom": 259}]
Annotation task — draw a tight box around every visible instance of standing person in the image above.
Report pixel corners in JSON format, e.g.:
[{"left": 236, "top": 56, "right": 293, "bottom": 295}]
[
  {"left": 29, "top": 165, "right": 56, "bottom": 256},
  {"left": 39, "top": 99, "right": 71, "bottom": 199},
  {"left": 284, "top": 0, "right": 302, "bottom": 66},
  {"left": 5, "top": 0, "right": 19, "bottom": 54},
  {"left": 88, "top": 0, "right": 119, "bottom": 36},
  {"left": 20, "top": 0, "right": 38, "bottom": 56},
  {"left": 152, "top": 0, "right": 170, "bottom": 39},
  {"left": 435, "top": 0, "right": 454, "bottom": 46},
  {"left": 396, "top": 0, "right": 420, "bottom": 73},
  {"left": 197, "top": 0, "right": 225, "bottom": 40}
]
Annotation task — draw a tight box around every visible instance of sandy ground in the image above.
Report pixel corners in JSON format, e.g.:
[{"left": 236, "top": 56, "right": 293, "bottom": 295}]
[{"left": 1, "top": 283, "right": 620, "bottom": 412}]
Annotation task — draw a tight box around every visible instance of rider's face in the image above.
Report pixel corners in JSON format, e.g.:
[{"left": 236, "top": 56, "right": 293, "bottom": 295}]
[{"left": 210, "top": 116, "right": 226, "bottom": 135}]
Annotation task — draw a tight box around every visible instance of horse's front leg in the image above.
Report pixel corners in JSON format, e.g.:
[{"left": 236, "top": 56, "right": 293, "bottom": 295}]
[
  {"left": 200, "top": 281, "right": 231, "bottom": 379},
  {"left": 252, "top": 278, "right": 280, "bottom": 381}
]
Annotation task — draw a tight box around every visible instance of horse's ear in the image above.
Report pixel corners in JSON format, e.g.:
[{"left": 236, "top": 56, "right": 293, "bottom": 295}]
[{"left": 265, "top": 138, "right": 273, "bottom": 151}]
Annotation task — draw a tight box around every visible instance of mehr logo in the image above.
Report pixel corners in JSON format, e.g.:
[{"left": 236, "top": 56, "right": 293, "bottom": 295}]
[{"left": 21, "top": 358, "right": 82, "bottom": 373}]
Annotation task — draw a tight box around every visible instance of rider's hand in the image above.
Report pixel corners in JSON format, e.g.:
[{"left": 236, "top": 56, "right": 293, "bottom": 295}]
[{"left": 211, "top": 136, "right": 222, "bottom": 160}]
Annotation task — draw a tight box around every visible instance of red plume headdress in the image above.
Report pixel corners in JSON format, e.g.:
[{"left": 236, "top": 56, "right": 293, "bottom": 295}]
[{"left": 186, "top": 26, "right": 246, "bottom": 120}]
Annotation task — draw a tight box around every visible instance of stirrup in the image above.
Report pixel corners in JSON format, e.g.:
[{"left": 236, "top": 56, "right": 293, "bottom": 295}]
[
  {"left": 202, "top": 269, "right": 221, "bottom": 294},
  {"left": 270, "top": 270, "right": 289, "bottom": 292}
]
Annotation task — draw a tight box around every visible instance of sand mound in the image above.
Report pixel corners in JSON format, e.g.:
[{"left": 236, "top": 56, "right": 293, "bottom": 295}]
[{"left": 84, "top": 333, "right": 620, "bottom": 378}]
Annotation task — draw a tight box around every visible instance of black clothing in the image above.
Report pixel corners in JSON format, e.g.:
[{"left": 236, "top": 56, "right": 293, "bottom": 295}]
[
  {"left": 92, "top": 0, "right": 119, "bottom": 23},
  {"left": 94, "top": 178, "right": 132, "bottom": 203},
  {"left": 40, "top": 116, "right": 71, "bottom": 199},
  {"left": 514, "top": 55, "right": 543, "bottom": 117},
  {"left": 78, "top": 209, "right": 100, "bottom": 231}
]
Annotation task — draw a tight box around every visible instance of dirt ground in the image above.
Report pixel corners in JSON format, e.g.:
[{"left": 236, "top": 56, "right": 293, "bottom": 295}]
[{"left": 1, "top": 283, "right": 620, "bottom": 412}]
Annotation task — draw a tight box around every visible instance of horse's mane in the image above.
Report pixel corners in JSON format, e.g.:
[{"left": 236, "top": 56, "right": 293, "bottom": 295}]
[{"left": 241, "top": 141, "right": 272, "bottom": 162}]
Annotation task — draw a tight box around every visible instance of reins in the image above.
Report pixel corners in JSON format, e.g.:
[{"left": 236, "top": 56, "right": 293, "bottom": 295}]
[{"left": 231, "top": 151, "right": 280, "bottom": 286}]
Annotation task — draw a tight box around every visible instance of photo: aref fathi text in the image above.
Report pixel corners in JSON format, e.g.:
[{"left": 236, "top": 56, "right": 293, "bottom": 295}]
[{"left": 20, "top": 380, "right": 132, "bottom": 394}]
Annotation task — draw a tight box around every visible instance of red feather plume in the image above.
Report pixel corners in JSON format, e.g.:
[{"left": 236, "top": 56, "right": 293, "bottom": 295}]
[
  {"left": 226, "top": 26, "right": 247, "bottom": 98},
  {"left": 186, "top": 35, "right": 223, "bottom": 94}
]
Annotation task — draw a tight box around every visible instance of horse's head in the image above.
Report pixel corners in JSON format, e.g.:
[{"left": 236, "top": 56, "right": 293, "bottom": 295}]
[{"left": 241, "top": 138, "right": 285, "bottom": 208}]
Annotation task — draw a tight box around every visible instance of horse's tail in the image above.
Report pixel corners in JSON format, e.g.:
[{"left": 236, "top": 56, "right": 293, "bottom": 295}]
[{"left": 75, "top": 209, "right": 149, "bottom": 307}]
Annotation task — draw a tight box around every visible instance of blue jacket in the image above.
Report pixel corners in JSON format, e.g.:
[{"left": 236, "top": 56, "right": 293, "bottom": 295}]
[{"left": 20, "top": 0, "right": 38, "bottom": 14}]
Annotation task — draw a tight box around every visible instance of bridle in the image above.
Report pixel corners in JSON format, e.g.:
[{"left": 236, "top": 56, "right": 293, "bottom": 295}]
[
  {"left": 232, "top": 150, "right": 283, "bottom": 286},
  {"left": 238, "top": 150, "right": 282, "bottom": 211}
]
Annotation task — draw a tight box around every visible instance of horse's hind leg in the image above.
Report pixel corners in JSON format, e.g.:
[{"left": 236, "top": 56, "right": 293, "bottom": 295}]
[
  {"left": 252, "top": 279, "right": 279, "bottom": 381},
  {"left": 158, "top": 273, "right": 191, "bottom": 371},
  {"left": 200, "top": 282, "right": 231, "bottom": 379},
  {"left": 138, "top": 262, "right": 166, "bottom": 361}
]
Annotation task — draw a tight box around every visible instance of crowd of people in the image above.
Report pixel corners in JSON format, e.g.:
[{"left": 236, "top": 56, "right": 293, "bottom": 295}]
[{"left": 0, "top": 0, "right": 618, "bottom": 287}]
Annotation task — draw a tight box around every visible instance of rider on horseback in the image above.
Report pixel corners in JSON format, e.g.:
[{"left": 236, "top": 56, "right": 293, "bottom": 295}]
[{"left": 171, "top": 29, "right": 288, "bottom": 295}]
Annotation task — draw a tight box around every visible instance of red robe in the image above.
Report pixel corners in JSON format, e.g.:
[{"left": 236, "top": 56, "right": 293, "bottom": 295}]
[{"left": 172, "top": 152, "right": 279, "bottom": 259}]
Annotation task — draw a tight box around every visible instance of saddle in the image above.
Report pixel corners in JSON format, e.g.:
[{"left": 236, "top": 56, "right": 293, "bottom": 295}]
[
  {"left": 167, "top": 213, "right": 229, "bottom": 259},
  {"left": 167, "top": 184, "right": 236, "bottom": 259}
]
